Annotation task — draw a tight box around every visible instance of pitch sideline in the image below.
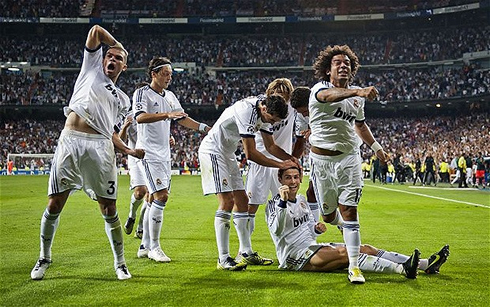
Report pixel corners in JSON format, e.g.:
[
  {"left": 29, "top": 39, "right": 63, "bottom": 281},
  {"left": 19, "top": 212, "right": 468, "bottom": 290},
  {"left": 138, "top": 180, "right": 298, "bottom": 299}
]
[{"left": 364, "top": 183, "right": 490, "bottom": 209}]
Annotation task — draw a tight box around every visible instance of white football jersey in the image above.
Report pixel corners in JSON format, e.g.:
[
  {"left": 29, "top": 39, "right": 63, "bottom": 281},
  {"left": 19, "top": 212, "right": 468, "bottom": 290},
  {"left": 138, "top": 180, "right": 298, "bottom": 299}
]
[
  {"left": 199, "top": 96, "right": 272, "bottom": 156},
  {"left": 133, "top": 85, "right": 184, "bottom": 161},
  {"left": 265, "top": 194, "right": 319, "bottom": 269},
  {"left": 309, "top": 81, "right": 365, "bottom": 153},
  {"left": 64, "top": 46, "right": 130, "bottom": 139},
  {"left": 295, "top": 113, "right": 309, "bottom": 135},
  {"left": 255, "top": 103, "right": 300, "bottom": 160}
]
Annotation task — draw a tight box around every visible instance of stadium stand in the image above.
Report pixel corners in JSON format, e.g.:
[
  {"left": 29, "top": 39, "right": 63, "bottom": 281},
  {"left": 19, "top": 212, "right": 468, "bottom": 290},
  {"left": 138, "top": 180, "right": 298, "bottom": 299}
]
[{"left": 0, "top": 0, "right": 488, "bottom": 178}]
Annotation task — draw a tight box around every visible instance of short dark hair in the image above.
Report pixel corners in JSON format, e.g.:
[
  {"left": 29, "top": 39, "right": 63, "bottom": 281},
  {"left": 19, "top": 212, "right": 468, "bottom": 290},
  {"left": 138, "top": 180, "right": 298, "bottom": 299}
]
[
  {"left": 290, "top": 86, "right": 310, "bottom": 109},
  {"left": 262, "top": 95, "right": 288, "bottom": 119},
  {"left": 313, "top": 44, "right": 360, "bottom": 83},
  {"left": 147, "top": 57, "right": 172, "bottom": 80},
  {"left": 278, "top": 166, "right": 301, "bottom": 179}
]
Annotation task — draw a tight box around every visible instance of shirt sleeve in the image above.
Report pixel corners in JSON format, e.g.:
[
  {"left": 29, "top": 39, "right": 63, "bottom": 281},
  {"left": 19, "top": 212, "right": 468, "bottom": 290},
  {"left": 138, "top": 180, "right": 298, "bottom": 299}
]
[
  {"left": 236, "top": 101, "right": 258, "bottom": 137},
  {"left": 266, "top": 195, "right": 288, "bottom": 236},
  {"left": 132, "top": 88, "right": 148, "bottom": 118}
]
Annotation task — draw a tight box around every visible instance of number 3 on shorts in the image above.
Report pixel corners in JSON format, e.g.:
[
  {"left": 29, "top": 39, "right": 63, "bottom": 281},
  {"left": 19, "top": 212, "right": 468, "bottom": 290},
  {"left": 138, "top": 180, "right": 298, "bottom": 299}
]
[{"left": 107, "top": 181, "right": 116, "bottom": 195}]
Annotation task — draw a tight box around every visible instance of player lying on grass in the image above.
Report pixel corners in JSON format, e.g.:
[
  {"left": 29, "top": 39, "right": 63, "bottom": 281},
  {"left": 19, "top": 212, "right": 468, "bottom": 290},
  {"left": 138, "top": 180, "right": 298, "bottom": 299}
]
[{"left": 265, "top": 166, "right": 449, "bottom": 278}]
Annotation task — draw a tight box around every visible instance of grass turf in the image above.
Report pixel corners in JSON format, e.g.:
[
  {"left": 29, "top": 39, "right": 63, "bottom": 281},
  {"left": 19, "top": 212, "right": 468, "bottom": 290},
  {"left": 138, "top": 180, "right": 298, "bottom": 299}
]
[{"left": 1, "top": 175, "right": 489, "bottom": 306}]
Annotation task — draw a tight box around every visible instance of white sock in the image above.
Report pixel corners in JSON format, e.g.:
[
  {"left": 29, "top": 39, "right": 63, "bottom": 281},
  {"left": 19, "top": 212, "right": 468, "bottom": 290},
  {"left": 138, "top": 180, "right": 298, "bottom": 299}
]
[
  {"left": 307, "top": 202, "right": 320, "bottom": 223},
  {"left": 358, "top": 254, "right": 403, "bottom": 274},
  {"left": 103, "top": 213, "right": 125, "bottom": 268},
  {"left": 377, "top": 249, "right": 429, "bottom": 270},
  {"left": 215, "top": 210, "right": 231, "bottom": 262},
  {"left": 39, "top": 208, "right": 60, "bottom": 260},
  {"left": 233, "top": 212, "right": 252, "bottom": 255},
  {"left": 376, "top": 249, "right": 409, "bottom": 263},
  {"left": 248, "top": 213, "right": 256, "bottom": 236},
  {"left": 137, "top": 201, "right": 148, "bottom": 232},
  {"left": 329, "top": 209, "right": 344, "bottom": 226},
  {"left": 141, "top": 202, "right": 150, "bottom": 249},
  {"left": 418, "top": 259, "right": 429, "bottom": 270},
  {"left": 129, "top": 193, "right": 143, "bottom": 219},
  {"left": 149, "top": 200, "right": 165, "bottom": 251},
  {"left": 343, "top": 220, "right": 361, "bottom": 270}
]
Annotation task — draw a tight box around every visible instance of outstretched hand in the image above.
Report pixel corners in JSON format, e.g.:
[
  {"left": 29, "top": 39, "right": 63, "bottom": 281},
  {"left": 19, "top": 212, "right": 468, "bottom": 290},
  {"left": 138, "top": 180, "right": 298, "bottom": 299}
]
[
  {"left": 167, "top": 111, "right": 188, "bottom": 120},
  {"left": 377, "top": 149, "right": 389, "bottom": 164}
]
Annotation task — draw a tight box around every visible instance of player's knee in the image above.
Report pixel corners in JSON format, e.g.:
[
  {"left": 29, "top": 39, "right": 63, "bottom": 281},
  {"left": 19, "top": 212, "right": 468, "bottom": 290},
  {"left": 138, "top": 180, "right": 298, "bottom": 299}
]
[
  {"left": 360, "top": 244, "right": 378, "bottom": 255},
  {"left": 248, "top": 204, "right": 259, "bottom": 214},
  {"left": 339, "top": 205, "right": 357, "bottom": 220},
  {"left": 156, "top": 194, "right": 168, "bottom": 203},
  {"left": 134, "top": 187, "right": 146, "bottom": 200},
  {"left": 321, "top": 211, "right": 336, "bottom": 223},
  {"left": 98, "top": 199, "right": 117, "bottom": 216}
]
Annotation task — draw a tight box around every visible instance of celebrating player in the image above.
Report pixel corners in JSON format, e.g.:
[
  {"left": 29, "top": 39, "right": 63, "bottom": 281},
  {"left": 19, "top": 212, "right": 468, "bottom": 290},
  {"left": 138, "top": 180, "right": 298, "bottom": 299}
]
[
  {"left": 241, "top": 78, "right": 302, "bottom": 266},
  {"left": 266, "top": 166, "right": 450, "bottom": 277},
  {"left": 309, "top": 45, "right": 388, "bottom": 283},
  {"left": 30, "top": 25, "right": 144, "bottom": 281},
  {"left": 198, "top": 93, "right": 299, "bottom": 271},
  {"left": 132, "top": 57, "right": 210, "bottom": 263}
]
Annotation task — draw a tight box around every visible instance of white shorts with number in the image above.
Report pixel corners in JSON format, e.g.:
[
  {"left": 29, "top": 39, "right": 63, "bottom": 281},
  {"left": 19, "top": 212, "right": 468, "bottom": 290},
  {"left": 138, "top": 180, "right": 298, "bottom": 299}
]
[
  {"left": 128, "top": 156, "right": 146, "bottom": 190},
  {"left": 284, "top": 243, "right": 327, "bottom": 271},
  {"left": 137, "top": 159, "right": 171, "bottom": 195},
  {"left": 309, "top": 151, "right": 363, "bottom": 215},
  {"left": 48, "top": 129, "right": 117, "bottom": 200},
  {"left": 198, "top": 151, "right": 244, "bottom": 195},
  {"left": 245, "top": 161, "right": 280, "bottom": 205}
]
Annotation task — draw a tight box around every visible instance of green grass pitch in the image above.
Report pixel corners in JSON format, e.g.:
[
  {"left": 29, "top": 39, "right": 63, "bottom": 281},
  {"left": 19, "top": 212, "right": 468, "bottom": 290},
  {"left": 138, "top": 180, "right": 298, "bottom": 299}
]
[{"left": 1, "top": 175, "right": 489, "bottom": 306}]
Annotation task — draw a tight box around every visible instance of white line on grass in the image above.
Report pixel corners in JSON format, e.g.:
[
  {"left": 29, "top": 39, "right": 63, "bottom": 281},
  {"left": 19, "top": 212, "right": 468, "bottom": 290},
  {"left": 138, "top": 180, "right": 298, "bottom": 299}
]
[
  {"left": 408, "top": 186, "right": 479, "bottom": 191},
  {"left": 365, "top": 184, "right": 490, "bottom": 209}
]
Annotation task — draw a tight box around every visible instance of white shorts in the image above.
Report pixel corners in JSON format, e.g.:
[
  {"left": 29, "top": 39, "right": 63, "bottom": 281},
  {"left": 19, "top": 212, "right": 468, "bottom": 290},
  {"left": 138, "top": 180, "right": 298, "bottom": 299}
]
[
  {"left": 128, "top": 156, "right": 146, "bottom": 190},
  {"left": 198, "top": 151, "right": 244, "bottom": 195},
  {"left": 245, "top": 161, "right": 280, "bottom": 205},
  {"left": 285, "top": 243, "right": 344, "bottom": 271},
  {"left": 137, "top": 159, "right": 171, "bottom": 195},
  {"left": 309, "top": 151, "right": 363, "bottom": 215},
  {"left": 48, "top": 129, "right": 117, "bottom": 200}
]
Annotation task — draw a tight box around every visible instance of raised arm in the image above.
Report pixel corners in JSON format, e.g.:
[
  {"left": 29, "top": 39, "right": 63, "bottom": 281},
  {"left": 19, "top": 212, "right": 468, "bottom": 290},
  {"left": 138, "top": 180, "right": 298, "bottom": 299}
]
[
  {"left": 86, "top": 25, "right": 121, "bottom": 50},
  {"left": 316, "top": 86, "right": 378, "bottom": 103}
]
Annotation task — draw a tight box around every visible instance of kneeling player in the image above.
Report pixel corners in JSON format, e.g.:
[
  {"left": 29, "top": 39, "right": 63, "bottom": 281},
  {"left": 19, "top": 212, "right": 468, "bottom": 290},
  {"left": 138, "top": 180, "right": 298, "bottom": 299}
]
[{"left": 265, "top": 166, "right": 449, "bottom": 279}]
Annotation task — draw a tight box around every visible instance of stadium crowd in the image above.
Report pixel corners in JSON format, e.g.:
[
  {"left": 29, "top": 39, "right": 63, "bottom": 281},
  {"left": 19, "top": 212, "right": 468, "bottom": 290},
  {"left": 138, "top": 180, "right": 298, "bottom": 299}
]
[
  {"left": 0, "top": 0, "right": 476, "bottom": 18},
  {"left": 2, "top": 113, "right": 489, "bottom": 186},
  {"left": 2, "top": 26, "right": 489, "bottom": 67},
  {"left": 2, "top": 63, "right": 488, "bottom": 107}
]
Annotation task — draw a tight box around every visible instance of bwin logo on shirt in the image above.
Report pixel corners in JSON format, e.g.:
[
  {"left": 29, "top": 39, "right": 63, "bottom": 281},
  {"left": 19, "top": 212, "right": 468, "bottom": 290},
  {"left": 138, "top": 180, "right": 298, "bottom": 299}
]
[
  {"left": 105, "top": 84, "right": 118, "bottom": 98},
  {"left": 271, "top": 119, "right": 289, "bottom": 132},
  {"left": 333, "top": 107, "right": 356, "bottom": 122},
  {"left": 293, "top": 214, "right": 309, "bottom": 227}
]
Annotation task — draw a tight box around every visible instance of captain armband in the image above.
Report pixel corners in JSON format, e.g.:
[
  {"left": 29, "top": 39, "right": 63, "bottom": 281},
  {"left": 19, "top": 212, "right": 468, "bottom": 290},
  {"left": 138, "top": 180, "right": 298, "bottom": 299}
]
[{"left": 370, "top": 141, "right": 383, "bottom": 153}]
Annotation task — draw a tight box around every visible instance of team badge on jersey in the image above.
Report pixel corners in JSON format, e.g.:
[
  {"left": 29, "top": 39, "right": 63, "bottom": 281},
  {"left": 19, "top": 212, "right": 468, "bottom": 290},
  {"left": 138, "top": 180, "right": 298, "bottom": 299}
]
[
  {"left": 156, "top": 178, "right": 162, "bottom": 185},
  {"left": 300, "top": 202, "right": 307, "bottom": 210},
  {"left": 322, "top": 203, "right": 329, "bottom": 212},
  {"left": 353, "top": 99, "right": 360, "bottom": 108},
  {"left": 222, "top": 179, "right": 228, "bottom": 187},
  {"left": 246, "top": 124, "right": 256, "bottom": 134}
]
